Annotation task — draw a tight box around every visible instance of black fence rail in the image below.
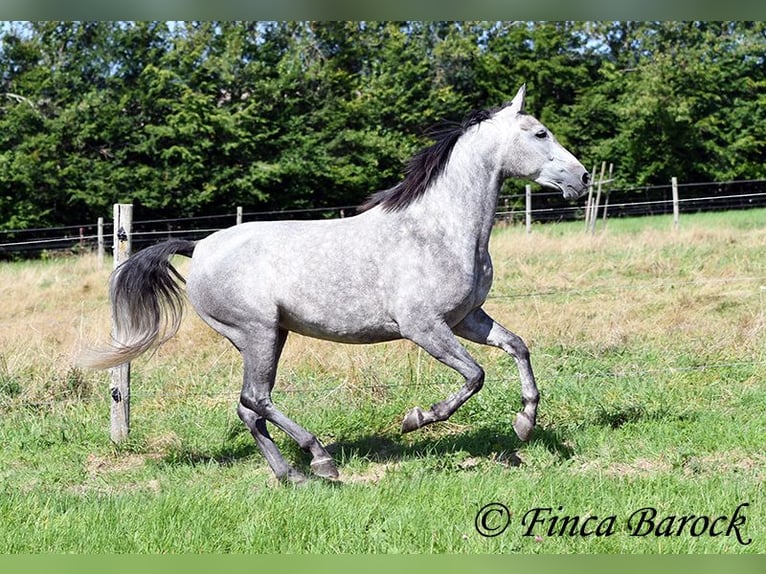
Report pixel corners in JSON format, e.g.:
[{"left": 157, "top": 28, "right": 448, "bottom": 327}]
[
  {"left": 0, "top": 205, "right": 354, "bottom": 260},
  {"left": 497, "top": 178, "right": 766, "bottom": 224},
  {"left": 2, "top": 179, "right": 766, "bottom": 260}
]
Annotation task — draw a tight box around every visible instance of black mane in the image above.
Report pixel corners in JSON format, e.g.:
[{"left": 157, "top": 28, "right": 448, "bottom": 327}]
[{"left": 358, "top": 106, "right": 501, "bottom": 213}]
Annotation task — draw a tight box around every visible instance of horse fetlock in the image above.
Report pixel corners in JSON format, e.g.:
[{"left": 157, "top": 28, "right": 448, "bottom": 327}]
[
  {"left": 521, "top": 391, "right": 540, "bottom": 408},
  {"left": 278, "top": 467, "right": 310, "bottom": 486}
]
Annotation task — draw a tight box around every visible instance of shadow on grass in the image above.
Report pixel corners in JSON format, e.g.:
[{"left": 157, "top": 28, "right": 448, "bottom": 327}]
[
  {"left": 156, "top": 421, "right": 574, "bottom": 474},
  {"left": 158, "top": 440, "right": 260, "bottom": 467},
  {"left": 326, "top": 424, "right": 574, "bottom": 467},
  {"left": 154, "top": 422, "right": 259, "bottom": 467}
]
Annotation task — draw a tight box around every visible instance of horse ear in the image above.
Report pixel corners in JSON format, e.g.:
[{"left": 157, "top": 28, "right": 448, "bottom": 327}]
[{"left": 508, "top": 84, "right": 527, "bottom": 114}]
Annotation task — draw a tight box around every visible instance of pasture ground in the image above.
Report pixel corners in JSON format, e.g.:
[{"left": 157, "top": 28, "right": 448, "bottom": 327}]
[{"left": 0, "top": 209, "right": 764, "bottom": 553}]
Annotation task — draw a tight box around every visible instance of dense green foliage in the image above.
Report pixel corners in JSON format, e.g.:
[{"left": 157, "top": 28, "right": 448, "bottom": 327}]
[{"left": 1, "top": 21, "right": 764, "bottom": 230}]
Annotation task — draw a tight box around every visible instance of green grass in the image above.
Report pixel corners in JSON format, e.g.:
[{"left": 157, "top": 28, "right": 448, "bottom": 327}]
[{"left": 1, "top": 209, "right": 765, "bottom": 553}]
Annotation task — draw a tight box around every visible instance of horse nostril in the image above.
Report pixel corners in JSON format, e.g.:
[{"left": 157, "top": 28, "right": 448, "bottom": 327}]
[{"left": 582, "top": 172, "right": 590, "bottom": 185}]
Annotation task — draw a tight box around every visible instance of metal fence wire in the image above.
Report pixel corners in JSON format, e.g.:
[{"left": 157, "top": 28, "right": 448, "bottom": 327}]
[{"left": 2, "top": 178, "right": 766, "bottom": 258}]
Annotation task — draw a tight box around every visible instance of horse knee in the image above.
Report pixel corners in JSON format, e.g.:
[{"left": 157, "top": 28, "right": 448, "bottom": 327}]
[{"left": 468, "top": 368, "right": 485, "bottom": 392}]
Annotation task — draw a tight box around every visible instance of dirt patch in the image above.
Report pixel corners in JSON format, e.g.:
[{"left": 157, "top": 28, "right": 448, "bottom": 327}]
[
  {"left": 85, "top": 453, "right": 151, "bottom": 477},
  {"left": 605, "top": 457, "right": 673, "bottom": 477},
  {"left": 341, "top": 462, "right": 402, "bottom": 484},
  {"left": 575, "top": 456, "right": 673, "bottom": 477},
  {"left": 575, "top": 451, "right": 765, "bottom": 480},
  {"left": 682, "top": 450, "right": 765, "bottom": 479},
  {"left": 70, "top": 452, "right": 165, "bottom": 496},
  {"left": 69, "top": 477, "right": 161, "bottom": 496}
]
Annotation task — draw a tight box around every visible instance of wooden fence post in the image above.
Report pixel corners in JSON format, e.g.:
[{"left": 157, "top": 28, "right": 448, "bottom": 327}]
[
  {"left": 525, "top": 184, "right": 532, "bottom": 234},
  {"left": 97, "top": 217, "right": 104, "bottom": 268},
  {"left": 590, "top": 161, "right": 607, "bottom": 235},
  {"left": 672, "top": 176, "right": 680, "bottom": 230},
  {"left": 601, "top": 163, "right": 614, "bottom": 230},
  {"left": 584, "top": 162, "right": 597, "bottom": 232},
  {"left": 236, "top": 206, "right": 243, "bottom": 225},
  {"left": 110, "top": 203, "right": 132, "bottom": 443}
]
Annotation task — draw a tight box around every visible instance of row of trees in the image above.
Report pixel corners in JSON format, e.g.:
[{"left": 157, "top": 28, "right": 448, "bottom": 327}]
[{"left": 1, "top": 21, "right": 764, "bottom": 230}]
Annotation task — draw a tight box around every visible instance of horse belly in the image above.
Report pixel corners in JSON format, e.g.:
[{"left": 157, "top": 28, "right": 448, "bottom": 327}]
[
  {"left": 275, "top": 266, "right": 401, "bottom": 343},
  {"left": 279, "top": 311, "right": 401, "bottom": 344}
]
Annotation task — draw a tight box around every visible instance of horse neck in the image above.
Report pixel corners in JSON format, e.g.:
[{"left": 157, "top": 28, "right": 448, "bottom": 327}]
[{"left": 414, "top": 130, "right": 504, "bottom": 250}]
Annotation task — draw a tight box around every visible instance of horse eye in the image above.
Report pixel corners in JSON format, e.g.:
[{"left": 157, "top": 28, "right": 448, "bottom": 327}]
[{"left": 535, "top": 129, "right": 548, "bottom": 139}]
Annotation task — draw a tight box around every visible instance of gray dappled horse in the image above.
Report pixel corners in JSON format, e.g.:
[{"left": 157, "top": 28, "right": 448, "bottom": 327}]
[{"left": 82, "top": 85, "right": 589, "bottom": 483}]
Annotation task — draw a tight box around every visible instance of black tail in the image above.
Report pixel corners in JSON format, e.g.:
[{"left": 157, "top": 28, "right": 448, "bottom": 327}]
[{"left": 79, "top": 239, "right": 196, "bottom": 369}]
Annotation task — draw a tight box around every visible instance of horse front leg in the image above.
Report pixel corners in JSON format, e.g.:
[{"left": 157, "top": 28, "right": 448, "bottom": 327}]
[
  {"left": 400, "top": 321, "right": 485, "bottom": 433},
  {"left": 453, "top": 307, "right": 539, "bottom": 441}
]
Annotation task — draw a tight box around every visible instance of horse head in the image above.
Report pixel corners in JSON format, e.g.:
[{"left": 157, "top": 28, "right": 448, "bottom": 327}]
[{"left": 497, "top": 84, "right": 590, "bottom": 199}]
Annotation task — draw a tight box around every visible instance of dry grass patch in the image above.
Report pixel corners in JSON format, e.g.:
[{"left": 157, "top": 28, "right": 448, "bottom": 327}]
[
  {"left": 575, "top": 456, "right": 674, "bottom": 478},
  {"left": 681, "top": 450, "right": 766, "bottom": 479},
  {"left": 486, "top": 222, "right": 766, "bottom": 363},
  {"left": 340, "top": 461, "right": 403, "bottom": 484},
  {"left": 70, "top": 452, "right": 162, "bottom": 496}
]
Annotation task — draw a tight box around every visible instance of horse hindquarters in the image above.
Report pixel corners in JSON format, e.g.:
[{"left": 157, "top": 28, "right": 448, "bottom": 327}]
[{"left": 185, "top": 243, "right": 340, "bottom": 482}]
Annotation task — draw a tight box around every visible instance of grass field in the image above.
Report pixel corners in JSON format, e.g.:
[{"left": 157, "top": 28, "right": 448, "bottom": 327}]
[{"left": 0, "top": 210, "right": 764, "bottom": 553}]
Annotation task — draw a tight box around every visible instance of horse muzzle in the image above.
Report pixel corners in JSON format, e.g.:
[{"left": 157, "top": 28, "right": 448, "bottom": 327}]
[
  {"left": 536, "top": 168, "right": 590, "bottom": 199},
  {"left": 561, "top": 168, "right": 590, "bottom": 199}
]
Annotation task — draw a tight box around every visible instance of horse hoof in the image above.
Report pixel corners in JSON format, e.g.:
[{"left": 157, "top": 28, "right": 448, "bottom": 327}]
[
  {"left": 512, "top": 412, "right": 535, "bottom": 442},
  {"left": 310, "top": 456, "right": 339, "bottom": 480},
  {"left": 401, "top": 406, "right": 426, "bottom": 433}
]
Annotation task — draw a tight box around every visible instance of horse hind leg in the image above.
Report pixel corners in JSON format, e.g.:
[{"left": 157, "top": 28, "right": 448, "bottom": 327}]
[
  {"left": 237, "top": 403, "right": 307, "bottom": 484},
  {"left": 242, "top": 394, "right": 339, "bottom": 480},
  {"left": 238, "top": 327, "right": 339, "bottom": 481},
  {"left": 232, "top": 326, "right": 307, "bottom": 483}
]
